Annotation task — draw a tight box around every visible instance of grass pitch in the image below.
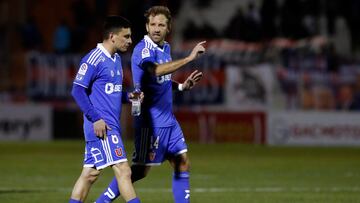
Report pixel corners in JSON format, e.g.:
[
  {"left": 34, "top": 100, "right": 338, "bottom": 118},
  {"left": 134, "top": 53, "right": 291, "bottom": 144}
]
[{"left": 1, "top": 141, "right": 360, "bottom": 202}]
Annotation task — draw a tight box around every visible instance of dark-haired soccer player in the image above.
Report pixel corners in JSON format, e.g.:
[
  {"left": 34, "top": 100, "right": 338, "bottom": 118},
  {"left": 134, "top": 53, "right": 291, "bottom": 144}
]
[
  {"left": 69, "top": 16, "right": 141, "bottom": 203},
  {"left": 96, "top": 6, "right": 205, "bottom": 203}
]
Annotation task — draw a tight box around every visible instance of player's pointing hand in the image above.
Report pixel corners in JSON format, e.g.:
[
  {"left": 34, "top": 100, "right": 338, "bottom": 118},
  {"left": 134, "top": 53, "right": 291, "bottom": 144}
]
[{"left": 188, "top": 41, "right": 206, "bottom": 61}]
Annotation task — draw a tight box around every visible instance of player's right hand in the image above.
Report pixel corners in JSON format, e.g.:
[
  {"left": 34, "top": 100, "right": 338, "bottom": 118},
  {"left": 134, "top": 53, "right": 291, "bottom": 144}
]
[
  {"left": 93, "top": 119, "right": 112, "bottom": 139},
  {"left": 189, "top": 41, "right": 206, "bottom": 60},
  {"left": 128, "top": 91, "right": 144, "bottom": 103}
]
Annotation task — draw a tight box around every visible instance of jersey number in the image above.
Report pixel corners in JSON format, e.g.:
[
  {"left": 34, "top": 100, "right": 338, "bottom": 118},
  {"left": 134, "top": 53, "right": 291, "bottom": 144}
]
[
  {"left": 152, "top": 136, "right": 160, "bottom": 149},
  {"left": 111, "top": 135, "right": 119, "bottom": 144}
]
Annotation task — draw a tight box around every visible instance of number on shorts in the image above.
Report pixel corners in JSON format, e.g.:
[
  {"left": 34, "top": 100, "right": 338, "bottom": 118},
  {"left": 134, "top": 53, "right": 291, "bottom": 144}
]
[
  {"left": 111, "top": 135, "right": 119, "bottom": 144},
  {"left": 153, "top": 135, "right": 159, "bottom": 149}
]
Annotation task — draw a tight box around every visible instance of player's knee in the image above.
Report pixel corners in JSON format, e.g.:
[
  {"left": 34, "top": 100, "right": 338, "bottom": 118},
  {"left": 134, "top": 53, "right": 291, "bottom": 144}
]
[
  {"left": 174, "top": 156, "right": 190, "bottom": 172},
  {"left": 82, "top": 169, "right": 100, "bottom": 184},
  {"left": 179, "top": 158, "right": 190, "bottom": 171},
  {"left": 115, "top": 163, "right": 132, "bottom": 179}
]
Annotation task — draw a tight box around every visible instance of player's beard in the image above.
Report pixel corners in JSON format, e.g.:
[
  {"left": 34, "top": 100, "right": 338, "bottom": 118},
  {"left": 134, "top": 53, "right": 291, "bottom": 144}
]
[
  {"left": 150, "top": 32, "right": 165, "bottom": 44},
  {"left": 116, "top": 45, "right": 129, "bottom": 53}
]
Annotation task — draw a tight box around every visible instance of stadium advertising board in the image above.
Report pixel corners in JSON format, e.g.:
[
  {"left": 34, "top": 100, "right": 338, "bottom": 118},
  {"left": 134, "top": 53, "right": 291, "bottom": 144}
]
[
  {"left": 268, "top": 111, "right": 360, "bottom": 145},
  {"left": 175, "top": 110, "right": 266, "bottom": 143},
  {"left": 0, "top": 104, "right": 52, "bottom": 141}
]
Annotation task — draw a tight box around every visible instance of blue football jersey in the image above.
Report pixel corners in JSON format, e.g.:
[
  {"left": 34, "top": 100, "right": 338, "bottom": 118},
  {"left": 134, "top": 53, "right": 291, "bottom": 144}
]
[
  {"left": 131, "top": 35, "right": 176, "bottom": 127},
  {"left": 74, "top": 43, "right": 124, "bottom": 141}
]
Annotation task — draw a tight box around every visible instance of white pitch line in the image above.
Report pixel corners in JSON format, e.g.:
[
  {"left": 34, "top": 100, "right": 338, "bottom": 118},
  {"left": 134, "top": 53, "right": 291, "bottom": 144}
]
[{"left": 1, "top": 187, "right": 360, "bottom": 193}]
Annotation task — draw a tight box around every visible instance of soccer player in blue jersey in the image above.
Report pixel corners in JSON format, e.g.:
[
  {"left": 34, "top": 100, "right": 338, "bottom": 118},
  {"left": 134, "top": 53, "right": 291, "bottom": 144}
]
[
  {"left": 69, "top": 16, "right": 141, "bottom": 203},
  {"left": 96, "top": 6, "right": 205, "bottom": 203}
]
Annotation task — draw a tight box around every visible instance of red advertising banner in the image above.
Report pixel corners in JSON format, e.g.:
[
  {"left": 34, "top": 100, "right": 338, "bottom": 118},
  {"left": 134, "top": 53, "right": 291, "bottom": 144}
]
[{"left": 175, "top": 110, "right": 266, "bottom": 144}]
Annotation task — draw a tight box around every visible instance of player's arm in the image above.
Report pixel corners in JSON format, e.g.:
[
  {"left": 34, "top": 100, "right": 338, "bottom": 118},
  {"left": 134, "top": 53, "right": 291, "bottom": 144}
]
[
  {"left": 71, "top": 85, "right": 111, "bottom": 138},
  {"left": 172, "top": 70, "right": 203, "bottom": 91},
  {"left": 71, "top": 84, "right": 101, "bottom": 122},
  {"left": 146, "top": 41, "right": 206, "bottom": 76}
]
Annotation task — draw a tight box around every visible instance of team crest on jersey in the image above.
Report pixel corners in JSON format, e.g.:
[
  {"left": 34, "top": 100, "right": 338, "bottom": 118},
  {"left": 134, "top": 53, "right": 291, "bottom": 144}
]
[
  {"left": 142, "top": 48, "right": 150, "bottom": 58},
  {"left": 149, "top": 152, "right": 156, "bottom": 161},
  {"left": 78, "top": 63, "right": 88, "bottom": 75},
  {"left": 115, "top": 148, "right": 123, "bottom": 157},
  {"left": 76, "top": 74, "right": 83, "bottom": 81}
]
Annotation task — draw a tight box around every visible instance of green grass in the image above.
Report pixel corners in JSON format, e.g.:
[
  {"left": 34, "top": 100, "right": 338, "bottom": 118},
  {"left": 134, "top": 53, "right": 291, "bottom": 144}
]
[{"left": 1, "top": 141, "right": 360, "bottom": 202}]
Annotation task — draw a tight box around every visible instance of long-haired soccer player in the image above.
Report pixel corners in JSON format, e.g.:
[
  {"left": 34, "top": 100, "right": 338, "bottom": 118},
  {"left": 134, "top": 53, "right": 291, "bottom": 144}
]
[{"left": 96, "top": 6, "right": 205, "bottom": 203}]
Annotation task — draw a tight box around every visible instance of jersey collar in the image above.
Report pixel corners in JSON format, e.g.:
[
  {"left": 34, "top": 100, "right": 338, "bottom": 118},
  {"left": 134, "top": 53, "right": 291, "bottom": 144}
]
[
  {"left": 97, "top": 43, "right": 116, "bottom": 62},
  {"left": 144, "top": 35, "right": 168, "bottom": 52}
]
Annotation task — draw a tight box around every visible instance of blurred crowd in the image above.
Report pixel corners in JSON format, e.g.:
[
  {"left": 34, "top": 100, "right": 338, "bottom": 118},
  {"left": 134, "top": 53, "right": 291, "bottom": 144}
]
[{"left": 1, "top": 0, "right": 360, "bottom": 111}]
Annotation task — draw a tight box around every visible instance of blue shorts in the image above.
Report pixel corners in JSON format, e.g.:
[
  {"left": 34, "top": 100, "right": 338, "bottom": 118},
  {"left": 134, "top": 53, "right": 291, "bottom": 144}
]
[
  {"left": 83, "top": 131, "right": 127, "bottom": 170},
  {"left": 132, "top": 121, "right": 188, "bottom": 166}
]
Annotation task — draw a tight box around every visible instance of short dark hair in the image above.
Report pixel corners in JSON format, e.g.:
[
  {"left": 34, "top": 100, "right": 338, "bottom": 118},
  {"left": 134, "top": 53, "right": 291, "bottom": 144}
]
[
  {"left": 144, "top": 6, "right": 172, "bottom": 31},
  {"left": 103, "top": 16, "right": 131, "bottom": 39}
]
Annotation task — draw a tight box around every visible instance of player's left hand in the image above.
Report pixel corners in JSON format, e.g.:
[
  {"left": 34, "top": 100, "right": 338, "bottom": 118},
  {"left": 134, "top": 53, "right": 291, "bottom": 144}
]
[{"left": 182, "top": 70, "right": 203, "bottom": 90}]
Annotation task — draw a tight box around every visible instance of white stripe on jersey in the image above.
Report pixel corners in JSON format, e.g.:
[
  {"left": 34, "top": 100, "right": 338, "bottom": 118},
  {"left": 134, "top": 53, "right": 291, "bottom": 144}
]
[
  {"left": 96, "top": 158, "right": 128, "bottom": 170},
  {"left": 145, "top": 40, "right": 153, "bottom": 50},
  {"left": 73, "top": 82, "right": 88, "bottom": 88},
  {"left": 88, "top": 49, "right": 102, "bottom": 65},
  {"left": 87, "top": 48, "right": 101, "bottom": 64},
  {"left": 175, "top": 149, "right": 188, "bottom": 155},
  {"left": 106, "top": 138, "right": 113, "bottom": 162},
  {"left": 101, "top": 139, "right": 112, "bottom": 163}
]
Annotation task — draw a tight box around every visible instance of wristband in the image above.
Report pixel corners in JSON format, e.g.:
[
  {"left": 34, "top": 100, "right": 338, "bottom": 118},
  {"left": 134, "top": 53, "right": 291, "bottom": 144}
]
[{"left": 178, "top": 83, "right": 184, "bottom": 91}]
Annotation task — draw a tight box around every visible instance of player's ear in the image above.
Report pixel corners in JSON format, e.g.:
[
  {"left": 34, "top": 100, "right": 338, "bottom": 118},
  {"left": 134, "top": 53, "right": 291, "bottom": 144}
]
[
  {"left": 145, "top": 24, "right": 149, "bottom": 33},
  {"left": 108, "top": 32, "right": 113, "bottom": 42}
]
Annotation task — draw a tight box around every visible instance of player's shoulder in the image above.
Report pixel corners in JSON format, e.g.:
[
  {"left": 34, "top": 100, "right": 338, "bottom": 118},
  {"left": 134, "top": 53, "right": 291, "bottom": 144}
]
[
  {"left": 164, "top": 41, "right": 171, "bottom": 52},
  {"left": 133, "top": 40, "right": 152, "bottom": 59},
  {"left": 80, "top": 47, "right": 106, "bottom": 67}
]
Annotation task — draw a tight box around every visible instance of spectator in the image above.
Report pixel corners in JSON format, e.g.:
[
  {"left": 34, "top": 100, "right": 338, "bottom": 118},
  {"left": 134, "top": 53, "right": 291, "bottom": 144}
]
[
  {"left": 223, "top": 7, "right": 246, "bottom": 40},
  {"left": 313, "top": 85, "right": 335, "bottom": 110},
  {"left": 20, "top": 17, "right": 43, "bottom": 50},
  {"left": 336, "top": 84, "right": 356, "bottom": 110},
  {"left": 260, "top": 0, "right": 278, "bottom": 40},
  {"left": 53, "top": 20, "right": 71, "bottom": 54}
]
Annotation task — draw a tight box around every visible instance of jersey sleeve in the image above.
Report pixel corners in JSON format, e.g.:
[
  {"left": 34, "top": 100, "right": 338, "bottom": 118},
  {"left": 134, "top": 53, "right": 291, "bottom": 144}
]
[
  {"left": 133, "top": 44, "right": 156, "bottom": 70},
  {"left": 73, "top": 61, "right": 97, "bottom": 88},
  {"left": 131, "top": 44, "right": 156, "bottom": 88}
]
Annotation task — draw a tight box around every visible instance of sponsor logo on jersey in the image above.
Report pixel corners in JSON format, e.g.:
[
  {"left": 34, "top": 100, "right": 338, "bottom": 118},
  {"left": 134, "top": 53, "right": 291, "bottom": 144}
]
[
  {"left": 156, "top": 74, "right": 171, "bottom": 84},
  {"left": 141, "top": 48, "right": 150, "bottom": 58},
  {"left": 105, "top": 83, "right": 122, "bottom": 94},
  {"left": 78, "top": 63, "right": 88, "bottom": 75}
]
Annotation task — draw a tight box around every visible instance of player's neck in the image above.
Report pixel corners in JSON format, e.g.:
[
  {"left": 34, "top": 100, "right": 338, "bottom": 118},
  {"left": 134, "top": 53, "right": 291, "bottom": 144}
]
[{"left": 102, "top": 41, "right": 115, "bottom": 56}]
